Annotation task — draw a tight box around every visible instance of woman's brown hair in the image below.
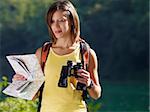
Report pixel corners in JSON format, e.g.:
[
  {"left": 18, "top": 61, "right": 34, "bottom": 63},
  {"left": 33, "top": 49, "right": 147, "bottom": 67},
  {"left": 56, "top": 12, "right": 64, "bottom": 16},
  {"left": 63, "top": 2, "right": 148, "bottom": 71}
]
[{"left": 46, "top": 0, "right": 80, "bottom": 44}]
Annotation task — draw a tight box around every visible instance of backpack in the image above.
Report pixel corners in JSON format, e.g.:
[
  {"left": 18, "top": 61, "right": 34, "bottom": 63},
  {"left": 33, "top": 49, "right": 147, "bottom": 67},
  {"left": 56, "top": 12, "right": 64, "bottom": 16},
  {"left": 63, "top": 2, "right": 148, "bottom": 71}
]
[{"left": 37, "top": 40, "right": 90, "bottom": 112}]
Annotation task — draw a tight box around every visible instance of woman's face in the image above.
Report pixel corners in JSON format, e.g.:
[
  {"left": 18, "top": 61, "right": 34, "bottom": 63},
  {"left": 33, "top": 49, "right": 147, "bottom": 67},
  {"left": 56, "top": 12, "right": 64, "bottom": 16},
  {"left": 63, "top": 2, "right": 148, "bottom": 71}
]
[{"left": 50, "top": 10, "right": 71, "bottom": 39}]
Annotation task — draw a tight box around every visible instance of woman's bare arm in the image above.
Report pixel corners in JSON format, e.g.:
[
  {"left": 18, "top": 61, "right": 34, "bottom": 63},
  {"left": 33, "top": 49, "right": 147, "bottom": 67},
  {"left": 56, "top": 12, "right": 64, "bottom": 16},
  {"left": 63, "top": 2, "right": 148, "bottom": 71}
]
[{"left": 87, "top": 49, "right": 102, "bottom": 99}]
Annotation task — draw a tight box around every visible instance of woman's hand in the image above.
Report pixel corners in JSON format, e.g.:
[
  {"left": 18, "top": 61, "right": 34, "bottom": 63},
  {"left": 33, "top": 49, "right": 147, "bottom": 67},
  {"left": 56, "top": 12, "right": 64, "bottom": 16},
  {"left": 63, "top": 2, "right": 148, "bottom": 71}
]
[
  {"left": 12, "top": 74, "right": 27, "bottom": 81},
  {"left": 76, "top": 49, "right": 102, "bottom": 100},
  {"left": 77, "top": 69, "right": 91, "bottom": 87}
]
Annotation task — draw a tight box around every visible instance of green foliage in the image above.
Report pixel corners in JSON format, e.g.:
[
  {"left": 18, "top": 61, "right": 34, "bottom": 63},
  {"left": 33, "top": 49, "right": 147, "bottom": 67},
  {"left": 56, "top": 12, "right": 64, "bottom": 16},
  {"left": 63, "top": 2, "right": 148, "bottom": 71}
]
[
  {"left": 0, "top": 98, "right": 38, "bottom": 112},
  {"left": 0, "top": 76, "right": 9, "bottom": 101},
  {"left": 0, "top": 0, "right": 53, "bottom": 28},
  {"left": 1, "top": 0, "right": 148, "bottom": 81},
  {"left": 88, "top": 99, "right": 102, "bottom": 112},
  {"left": 73, "top": 0, "right": 149, "bottom": 80},
  {"left": 0, "top": 76, "right": 8, "bottom": 97}
]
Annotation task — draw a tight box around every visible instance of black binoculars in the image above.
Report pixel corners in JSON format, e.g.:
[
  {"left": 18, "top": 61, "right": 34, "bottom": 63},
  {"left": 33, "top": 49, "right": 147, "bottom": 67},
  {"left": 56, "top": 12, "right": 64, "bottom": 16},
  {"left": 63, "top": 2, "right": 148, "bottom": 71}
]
[{"left": 58, "top": 60, "right": 86, "bottom": 90}]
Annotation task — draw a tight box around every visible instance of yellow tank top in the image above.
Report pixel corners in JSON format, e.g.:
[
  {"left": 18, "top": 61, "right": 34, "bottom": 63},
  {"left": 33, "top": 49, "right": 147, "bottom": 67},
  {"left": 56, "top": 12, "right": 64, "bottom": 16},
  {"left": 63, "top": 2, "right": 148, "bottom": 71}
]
[{"left": 40, "top": 44, "right": 87, "bottom": 112}]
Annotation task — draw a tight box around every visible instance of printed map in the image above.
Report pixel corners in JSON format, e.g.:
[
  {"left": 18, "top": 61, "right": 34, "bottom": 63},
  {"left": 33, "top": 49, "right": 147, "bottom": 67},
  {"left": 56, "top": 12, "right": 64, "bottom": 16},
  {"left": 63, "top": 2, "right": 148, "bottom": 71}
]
[{"left": 2, "top": 54, "right": 45, "bottom": 100}]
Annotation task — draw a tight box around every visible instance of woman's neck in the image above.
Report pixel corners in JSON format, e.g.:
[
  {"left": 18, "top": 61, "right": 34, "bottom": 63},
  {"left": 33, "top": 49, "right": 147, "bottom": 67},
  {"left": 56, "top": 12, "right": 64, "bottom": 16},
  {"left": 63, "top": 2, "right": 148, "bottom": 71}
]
[{"left": 54, "top": 37, "right": 76, "bottom": 49}]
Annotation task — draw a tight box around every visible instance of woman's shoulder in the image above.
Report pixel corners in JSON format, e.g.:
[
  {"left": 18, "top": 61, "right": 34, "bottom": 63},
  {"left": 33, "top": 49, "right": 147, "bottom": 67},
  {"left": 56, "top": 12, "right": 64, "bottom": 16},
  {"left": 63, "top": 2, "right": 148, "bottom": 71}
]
[
  {"left": 35, "top": 41, "right": 52, "bottom": 63},
  {"left": 35, "top": 47, "right": 42, "bottom": 64},
  {"left": 89, "top": 48, "right": 98, "bottom": 61},
  {"left": 89, "top": 48, "right": 96, "bottom": 55},
  {"left": 35, "top": 41, "right": 52, "bottom": 57},
  {"left": 35, "top": 47, "right": 42, "bottom": 55},
  {"left": 88, "top": 48, "right": 98, "bottom": 73}
]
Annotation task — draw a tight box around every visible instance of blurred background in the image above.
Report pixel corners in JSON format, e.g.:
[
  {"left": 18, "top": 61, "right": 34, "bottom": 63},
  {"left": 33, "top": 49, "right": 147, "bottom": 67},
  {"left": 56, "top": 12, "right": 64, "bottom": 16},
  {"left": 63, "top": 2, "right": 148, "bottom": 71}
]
[{"left": 0, "top": 0, "right": 149, "bottom": 112}]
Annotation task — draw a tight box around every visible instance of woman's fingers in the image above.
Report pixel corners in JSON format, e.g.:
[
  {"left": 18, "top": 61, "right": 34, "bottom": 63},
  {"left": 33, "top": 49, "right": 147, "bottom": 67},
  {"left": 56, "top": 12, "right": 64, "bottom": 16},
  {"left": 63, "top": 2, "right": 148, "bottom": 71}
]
[
  {"left": 12, "top": 74, "right": 27, "bottom": 81},
  {"left": 77, "top": 69, "right": 91, "bottom": 87}
]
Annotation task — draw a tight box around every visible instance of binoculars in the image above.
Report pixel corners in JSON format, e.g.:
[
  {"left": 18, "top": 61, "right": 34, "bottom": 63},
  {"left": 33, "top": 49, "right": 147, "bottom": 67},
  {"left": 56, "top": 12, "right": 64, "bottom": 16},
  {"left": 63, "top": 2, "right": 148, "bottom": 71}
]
[{"left": 58, "top": 60, "right": 86, "bottom": 90}]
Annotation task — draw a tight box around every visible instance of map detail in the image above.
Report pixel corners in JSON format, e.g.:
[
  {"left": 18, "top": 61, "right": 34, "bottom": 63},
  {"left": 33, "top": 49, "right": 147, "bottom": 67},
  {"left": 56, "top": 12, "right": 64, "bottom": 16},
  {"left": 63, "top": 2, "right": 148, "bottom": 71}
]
[{"left": 2, "top": 54, "right": 45, "bottom": 100}]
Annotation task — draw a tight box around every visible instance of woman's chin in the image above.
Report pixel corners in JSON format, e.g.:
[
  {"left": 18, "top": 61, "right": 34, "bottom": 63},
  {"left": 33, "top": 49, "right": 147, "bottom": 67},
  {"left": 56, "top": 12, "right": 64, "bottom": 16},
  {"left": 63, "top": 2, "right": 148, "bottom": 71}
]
[{"left": 55, "top": 35, "right": 61, "bottom": 38}]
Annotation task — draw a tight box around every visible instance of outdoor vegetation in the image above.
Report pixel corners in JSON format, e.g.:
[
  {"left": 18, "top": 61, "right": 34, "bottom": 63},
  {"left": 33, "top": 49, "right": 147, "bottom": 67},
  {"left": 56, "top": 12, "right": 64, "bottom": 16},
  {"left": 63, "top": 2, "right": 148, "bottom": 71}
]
[{"left": 0, "top": 0, "right": 149, "bottom": 112}]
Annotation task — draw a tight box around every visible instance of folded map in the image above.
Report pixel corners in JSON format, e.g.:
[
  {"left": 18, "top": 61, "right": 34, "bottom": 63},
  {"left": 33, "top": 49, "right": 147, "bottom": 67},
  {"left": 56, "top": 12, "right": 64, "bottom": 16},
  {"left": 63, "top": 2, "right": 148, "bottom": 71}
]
[{"left": 2, "top": 54, "right": 45, "bottom": 100}]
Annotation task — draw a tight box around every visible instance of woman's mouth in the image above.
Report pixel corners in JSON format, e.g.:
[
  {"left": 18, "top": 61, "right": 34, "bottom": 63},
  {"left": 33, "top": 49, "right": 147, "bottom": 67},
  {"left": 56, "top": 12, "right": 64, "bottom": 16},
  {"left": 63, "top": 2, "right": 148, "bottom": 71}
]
[{"left": 55, "top": 30, "right": 62, "bottom": 34}]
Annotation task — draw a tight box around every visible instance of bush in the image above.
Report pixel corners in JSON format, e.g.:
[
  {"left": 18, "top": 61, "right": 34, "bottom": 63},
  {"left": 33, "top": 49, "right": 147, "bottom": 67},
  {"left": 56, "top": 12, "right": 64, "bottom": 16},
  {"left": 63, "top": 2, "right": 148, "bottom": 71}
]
[{"left": 0, "top": 97, "right": 38, "bottom": 112}]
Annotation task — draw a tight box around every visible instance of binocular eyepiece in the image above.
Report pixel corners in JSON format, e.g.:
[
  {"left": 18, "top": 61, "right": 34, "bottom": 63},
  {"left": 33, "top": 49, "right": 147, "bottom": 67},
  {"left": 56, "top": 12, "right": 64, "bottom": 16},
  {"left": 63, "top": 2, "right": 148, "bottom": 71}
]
[{"left": 58, "top": 60, "right": 86, "bottom": 90}]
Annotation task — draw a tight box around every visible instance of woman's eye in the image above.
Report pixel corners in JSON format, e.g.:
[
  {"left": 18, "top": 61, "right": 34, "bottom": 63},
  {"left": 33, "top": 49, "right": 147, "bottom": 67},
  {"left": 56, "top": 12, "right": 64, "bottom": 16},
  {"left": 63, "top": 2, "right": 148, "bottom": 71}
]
[
  {"left": 50, "top": 18, "right": 67, "bottom": 25},
  {"left": 58, "top": 19, "right": 66, "bottom": 22},
  {"left": 50, "top": 20, "right": 54, "bottom": 24}
]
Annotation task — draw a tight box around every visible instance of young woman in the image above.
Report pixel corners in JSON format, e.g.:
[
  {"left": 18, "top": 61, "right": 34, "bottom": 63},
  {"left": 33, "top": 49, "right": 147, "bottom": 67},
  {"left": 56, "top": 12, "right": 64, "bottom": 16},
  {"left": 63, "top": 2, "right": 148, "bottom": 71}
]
[{"left": 13, "top": 0, "right": 101, "bottom": 112}]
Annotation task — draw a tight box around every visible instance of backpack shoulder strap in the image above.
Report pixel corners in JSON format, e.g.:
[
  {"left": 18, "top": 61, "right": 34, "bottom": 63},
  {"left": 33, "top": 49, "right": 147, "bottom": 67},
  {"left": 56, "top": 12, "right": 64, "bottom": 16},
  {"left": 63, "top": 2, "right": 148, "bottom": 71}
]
[
  {"left": 37, "top": 42, "right": 52, "bottom": 112},
  {"left": 79, "top": 40, "right": 91, "bottom": 111},
  {"left": 79, "top": 40, "right": 90, "bottom": 70},
  {"left": 41, "top": 42, "right": 52, "bottom": 72}
]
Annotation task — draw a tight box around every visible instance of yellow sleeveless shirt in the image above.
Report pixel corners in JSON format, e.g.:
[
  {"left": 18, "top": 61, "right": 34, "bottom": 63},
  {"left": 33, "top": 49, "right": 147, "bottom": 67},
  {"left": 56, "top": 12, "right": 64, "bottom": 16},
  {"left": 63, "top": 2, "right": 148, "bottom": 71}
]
[{"left": 40, "top": 44, "right": 87, "bottom": 112}]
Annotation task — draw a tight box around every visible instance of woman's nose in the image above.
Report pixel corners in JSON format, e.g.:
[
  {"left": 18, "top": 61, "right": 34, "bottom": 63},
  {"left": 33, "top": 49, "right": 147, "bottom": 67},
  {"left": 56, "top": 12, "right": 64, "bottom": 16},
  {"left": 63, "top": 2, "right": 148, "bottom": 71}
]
[{"left": 54, "top": 21, "right": 60, "bottom": 28}]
